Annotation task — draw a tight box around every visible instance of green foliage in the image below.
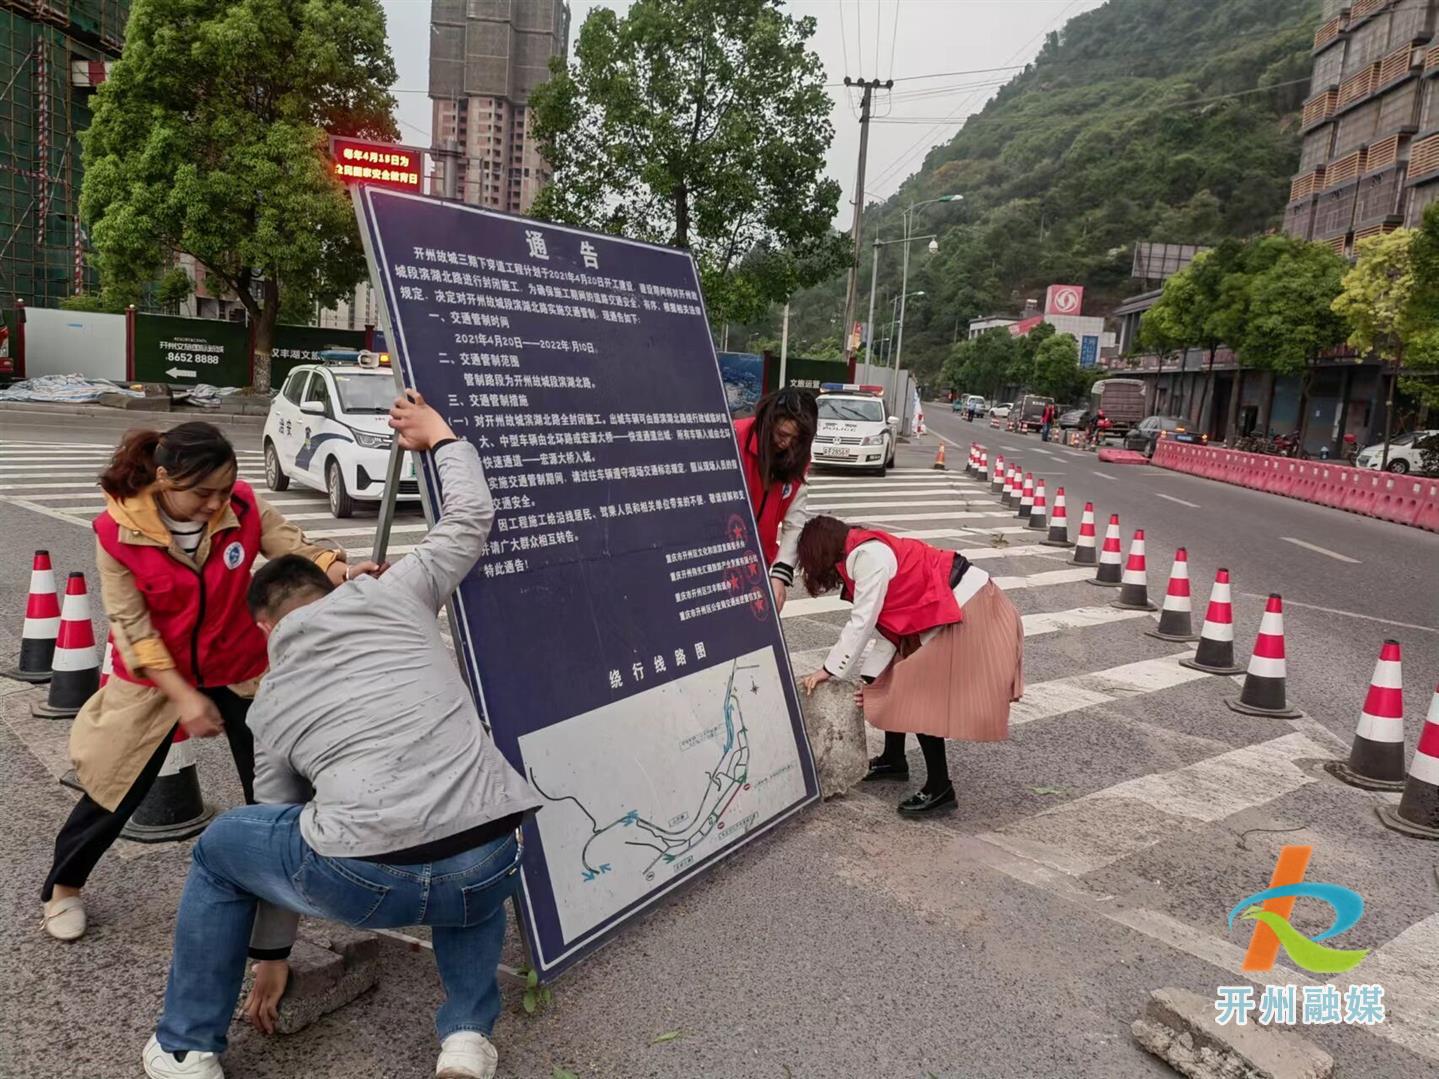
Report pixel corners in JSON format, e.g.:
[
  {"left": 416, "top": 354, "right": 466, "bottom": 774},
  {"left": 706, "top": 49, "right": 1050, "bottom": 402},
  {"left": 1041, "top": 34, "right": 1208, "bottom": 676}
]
[
  {"left": 1408, "top": 203, "right": 1439, "bottom": 411},
  {"left": 943, "top": 326, "right": 1019, "bottom": 398},
  {"left": 530, "top": 0, "right": 846, "bottom": 324},
  {"left": 779, "top": 0, "right": 1320, "bottom": 372},
  {"left": 1235, "top": 237, "right": 1347, "bottom": 375},
  {"left": 519, "top": 965, "right": 554, "bottom": 1016},
  {"left": 1030, "top": 332, "right": 1088, "bottom": 401},
  {"left": 80, "top": 0, "right": 398, "bottom": 392},
  {"left": 58, "top": 292, "right": 127, "bottom": 314},
  {"left": 1332, "top": 230, "right": 1433, "bottom": 367}
]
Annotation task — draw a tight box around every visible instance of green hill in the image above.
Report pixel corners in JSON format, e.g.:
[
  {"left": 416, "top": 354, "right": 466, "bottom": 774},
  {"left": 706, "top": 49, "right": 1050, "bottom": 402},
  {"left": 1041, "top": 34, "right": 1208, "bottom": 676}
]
[{"left": 766, "top": 0, "right": 1322, "bottom": 386}]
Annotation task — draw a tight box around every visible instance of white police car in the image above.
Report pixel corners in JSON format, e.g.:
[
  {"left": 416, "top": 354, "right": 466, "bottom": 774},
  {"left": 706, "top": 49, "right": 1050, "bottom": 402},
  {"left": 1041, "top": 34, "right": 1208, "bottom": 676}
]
[
  {"left": 262, "top": 351, "right": 418, "bottom": 517},
  {"left": 811, "top": 383, "right": 898, "bottom": 476}
]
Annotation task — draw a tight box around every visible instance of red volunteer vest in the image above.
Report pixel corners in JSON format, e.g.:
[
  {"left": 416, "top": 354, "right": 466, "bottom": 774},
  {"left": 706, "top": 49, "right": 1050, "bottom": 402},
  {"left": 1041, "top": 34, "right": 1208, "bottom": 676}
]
[
  {"left": 94, "top": 481, "right": 269, "bottom": 689},
  {"left": 837, "top": 529, "right": 961, "bottom": 642},
  {"left": 734, "top": 416, "right": 805, "bottom": 566}
]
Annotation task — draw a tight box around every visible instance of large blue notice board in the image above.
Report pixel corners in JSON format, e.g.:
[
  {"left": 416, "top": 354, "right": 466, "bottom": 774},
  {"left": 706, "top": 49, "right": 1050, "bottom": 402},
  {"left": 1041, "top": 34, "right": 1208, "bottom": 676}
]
[{"left": 354, "top": 188, "right": 819, "bottom": 978}]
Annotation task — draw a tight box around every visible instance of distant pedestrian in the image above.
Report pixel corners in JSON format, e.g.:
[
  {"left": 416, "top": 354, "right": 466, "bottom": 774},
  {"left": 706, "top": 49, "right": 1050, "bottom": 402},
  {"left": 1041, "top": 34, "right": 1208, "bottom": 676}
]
[
  {"left": 40, "top": 422, "right": 357, "bottom": 943},
  {"left": 734, "top": 388, "right": 817, "bottom": 613},
  {"left": 1040, "top": 401, "right": 1057, "bottom": 442},
  {"left": 795, "top": 516, "right": 1023, "bottom": 815}
]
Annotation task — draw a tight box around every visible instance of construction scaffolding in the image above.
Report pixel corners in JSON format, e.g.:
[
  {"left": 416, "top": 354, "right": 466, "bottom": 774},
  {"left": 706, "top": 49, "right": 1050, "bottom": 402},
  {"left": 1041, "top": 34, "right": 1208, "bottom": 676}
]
[{"left": 1, "top": 0, "right": 129, "bottom": 307}]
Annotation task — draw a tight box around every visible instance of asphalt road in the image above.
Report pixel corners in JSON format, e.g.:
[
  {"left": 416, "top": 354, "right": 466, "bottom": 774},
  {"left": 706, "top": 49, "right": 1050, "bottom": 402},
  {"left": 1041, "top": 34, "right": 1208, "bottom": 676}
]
[{"left": 1, "top": 404, "right": 1437, "bottom": 1079}]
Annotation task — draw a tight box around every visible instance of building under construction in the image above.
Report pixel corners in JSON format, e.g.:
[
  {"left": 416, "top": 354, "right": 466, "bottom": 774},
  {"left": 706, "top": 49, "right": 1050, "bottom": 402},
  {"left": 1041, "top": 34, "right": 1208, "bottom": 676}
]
[{"left": 1, "top": 0, "right": 129, "bottom": 308}]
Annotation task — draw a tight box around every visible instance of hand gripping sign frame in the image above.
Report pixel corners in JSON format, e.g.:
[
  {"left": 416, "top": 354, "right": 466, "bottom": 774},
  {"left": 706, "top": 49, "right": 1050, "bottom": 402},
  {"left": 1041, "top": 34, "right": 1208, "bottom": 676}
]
[{"left": 353, "top": 187, "right": 819, "bottom": 980}]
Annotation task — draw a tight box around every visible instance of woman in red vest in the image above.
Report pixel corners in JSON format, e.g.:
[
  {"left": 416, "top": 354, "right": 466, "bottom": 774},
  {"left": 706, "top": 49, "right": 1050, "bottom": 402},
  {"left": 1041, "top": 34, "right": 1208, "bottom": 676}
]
[
  {"left": 733, "top": 388, "right": 817, "bottom": 612},
  {"left": 40, "top": 422, "right": 361, "bottom": 941},
  {"left": 795, "top": 515, "right": 1024, "bottom": 815}
]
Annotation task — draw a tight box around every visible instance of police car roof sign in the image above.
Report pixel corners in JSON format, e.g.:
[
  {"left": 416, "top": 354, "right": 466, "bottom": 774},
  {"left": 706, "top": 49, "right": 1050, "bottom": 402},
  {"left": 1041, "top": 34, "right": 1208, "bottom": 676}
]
[{"left": 351, "top": 187, "right": 819, "bottom": 981}]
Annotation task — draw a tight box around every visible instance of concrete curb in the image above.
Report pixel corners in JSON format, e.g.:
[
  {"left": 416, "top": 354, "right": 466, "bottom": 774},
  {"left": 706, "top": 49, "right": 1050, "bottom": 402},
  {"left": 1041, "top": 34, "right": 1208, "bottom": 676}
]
[{"left": 1132, "top": 987, "right": 1334, "bottom": 1079}]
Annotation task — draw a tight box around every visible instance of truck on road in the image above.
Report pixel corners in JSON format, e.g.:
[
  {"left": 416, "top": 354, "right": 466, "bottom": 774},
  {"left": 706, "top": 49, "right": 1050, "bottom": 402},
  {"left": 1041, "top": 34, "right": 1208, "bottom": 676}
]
[
  {"left": 1014, "top": 394, "right": 1054, "bottom": 434},
  {"left": 1088, "top": 378, "right": 1146, "bottom": 442}
]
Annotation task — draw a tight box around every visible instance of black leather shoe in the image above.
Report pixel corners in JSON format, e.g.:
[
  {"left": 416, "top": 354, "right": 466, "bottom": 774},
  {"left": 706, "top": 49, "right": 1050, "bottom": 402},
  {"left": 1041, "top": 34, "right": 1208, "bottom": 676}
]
[
  {"left": 898, "top": 785, "right": 956, "bottom": 815},
  {"left": 863, "top": 757, "right": 910, "bottom": 782}
]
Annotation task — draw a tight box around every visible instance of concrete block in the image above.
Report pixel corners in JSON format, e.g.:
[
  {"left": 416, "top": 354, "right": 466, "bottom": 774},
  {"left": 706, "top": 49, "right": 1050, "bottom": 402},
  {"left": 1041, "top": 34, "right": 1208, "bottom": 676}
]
[
  {"left": 1132, "top": 987, "right": 1334, "bottom": 1079},
  {"left": 98, "top": 392, "right": 170, "bottom": 411},
  {"left": 235, "top": 923, "right": 380, "bottom": 1035},
  {"left": 798, "top": 679, "right": 867, "bottom": 799}
]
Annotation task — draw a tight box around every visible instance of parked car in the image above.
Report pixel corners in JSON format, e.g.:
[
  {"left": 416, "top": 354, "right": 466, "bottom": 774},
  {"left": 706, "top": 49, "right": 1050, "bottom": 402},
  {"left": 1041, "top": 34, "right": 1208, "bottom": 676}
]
[
  {"left": 988, "top": 402, "right": 1012, "bottom": 428},
  {"left": 263, "top": 352, "right": 419, "bottom": 518},
  {"left": 1355, "top": 430, "right": 1439, "bottom": 473},
  {"left": 1058, "top": 407, "right": 1090, "bottom": 430},
  {"left": 1125, "top": 415, "right": 1207, "bottom": 458},
  {"left": 812, "top": 383, "right": 898, "bottom": 475},
  {"left": 1089, "top": 378, "right": 1146, "bottom": 440}
]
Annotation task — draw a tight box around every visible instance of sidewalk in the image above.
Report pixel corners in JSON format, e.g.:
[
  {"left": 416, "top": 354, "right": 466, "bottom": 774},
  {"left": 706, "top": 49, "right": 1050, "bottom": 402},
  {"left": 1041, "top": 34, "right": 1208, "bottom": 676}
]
[{"left": 0, "top": 400, "right": 267, "bottom": 431}]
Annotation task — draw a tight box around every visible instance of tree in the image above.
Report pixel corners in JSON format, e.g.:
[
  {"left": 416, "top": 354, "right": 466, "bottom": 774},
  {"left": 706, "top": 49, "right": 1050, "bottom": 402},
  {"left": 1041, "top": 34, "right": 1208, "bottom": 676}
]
[
  {"left": 941, "top": 327, "right": 1017, "bottom": 399},
  {"left": 1233, "top": 238, "right": 1346, "bottom": 442},
  {"left": 80, "top": 0, "right": 398, "bottom": 393},
  {"left": 530, "top": 0, "right": 846, "bottom": 324},
  {"left": 1333, "top": 228, "right": 1439, "bottom": 468},
  {"left": 1030, "top": 333, "right": 1088, "bottom": 401},
  {"left": 1405, "top": 202, "right": 1439, "bottom": 421}
]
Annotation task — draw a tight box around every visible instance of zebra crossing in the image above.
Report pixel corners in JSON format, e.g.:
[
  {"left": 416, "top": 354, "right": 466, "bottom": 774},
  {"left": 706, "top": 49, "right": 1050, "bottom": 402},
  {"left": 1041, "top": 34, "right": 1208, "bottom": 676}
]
[{"left": 3, "top": 438, "right": 1437, "bottom": 1063}]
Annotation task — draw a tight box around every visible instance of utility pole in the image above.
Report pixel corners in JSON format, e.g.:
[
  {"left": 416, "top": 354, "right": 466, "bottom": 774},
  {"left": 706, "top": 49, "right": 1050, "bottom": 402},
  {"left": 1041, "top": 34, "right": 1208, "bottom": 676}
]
[{"left": 840, "top": 76, "right": 892, "bottom": 364}]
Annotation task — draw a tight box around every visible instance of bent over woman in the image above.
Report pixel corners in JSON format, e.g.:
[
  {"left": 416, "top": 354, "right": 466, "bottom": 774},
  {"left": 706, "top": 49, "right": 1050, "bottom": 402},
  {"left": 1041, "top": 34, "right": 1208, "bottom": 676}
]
[
  {"left": 796, "top": 516, "right": 1024, "bottom": 816},
  {"left": 41, "top": 422, "right": 355, "bottom": 941},
  {"left": 734, "top": 388, "right": 817, "bottom": 613}
]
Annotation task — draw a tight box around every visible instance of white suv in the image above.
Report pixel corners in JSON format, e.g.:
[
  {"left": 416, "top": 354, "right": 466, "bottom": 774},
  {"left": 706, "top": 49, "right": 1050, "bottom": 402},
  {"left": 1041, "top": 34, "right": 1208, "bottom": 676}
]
[
  {"left": 263, "top": 358, "right": 418, "bottom": 517},
  {"left": 811, "top": 385, "right": 898, "bottom": 475}
]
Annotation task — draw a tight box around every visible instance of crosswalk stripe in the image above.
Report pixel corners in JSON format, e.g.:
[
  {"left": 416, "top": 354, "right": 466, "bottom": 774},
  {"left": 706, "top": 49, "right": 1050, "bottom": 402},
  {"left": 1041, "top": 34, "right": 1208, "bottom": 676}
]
[
  {"left": 811, "top": 500, "right": 1002, "bottom": 512},
  {"left": 979, "top": 732, "right": 1328, "bottom": 876},
  {"left": 836, "top": 510, "right": 1024, "bottom": 524},
  {"left": 1006, "top": 653, "right": 1209, "bottom": 728},
  {"left": 990, "top": 567, "right": 1094, "bottom": 589},
  {"left": 782, "top": 563, "right": 1098, "bottom": 618}
]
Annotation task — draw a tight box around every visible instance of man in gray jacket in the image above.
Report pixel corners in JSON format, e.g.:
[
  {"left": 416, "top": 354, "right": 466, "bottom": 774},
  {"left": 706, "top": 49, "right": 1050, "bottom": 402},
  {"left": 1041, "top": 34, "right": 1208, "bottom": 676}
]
[{"left": 143, "top": 391, "right": 540, "bottom": 1079}]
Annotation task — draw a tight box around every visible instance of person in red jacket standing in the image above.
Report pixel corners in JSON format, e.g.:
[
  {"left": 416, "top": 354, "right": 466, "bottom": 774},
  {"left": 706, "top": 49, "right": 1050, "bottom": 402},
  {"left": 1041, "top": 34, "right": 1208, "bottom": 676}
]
[
  {"left": 733, "top": 388, "right": 817, "bottom": 612},
  {"left": 795, "top": 516, "right": 1023, "bottom": 815},
  {"left": 40, "top": 422, "right": 367, "bottom": 942}
]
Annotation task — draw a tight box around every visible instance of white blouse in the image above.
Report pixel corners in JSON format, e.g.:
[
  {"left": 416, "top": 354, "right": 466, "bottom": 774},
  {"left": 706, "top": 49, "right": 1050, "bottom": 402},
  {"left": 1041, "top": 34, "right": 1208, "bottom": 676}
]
[{"left": 822, "top": 540, "right": 990, "bottom": 681}]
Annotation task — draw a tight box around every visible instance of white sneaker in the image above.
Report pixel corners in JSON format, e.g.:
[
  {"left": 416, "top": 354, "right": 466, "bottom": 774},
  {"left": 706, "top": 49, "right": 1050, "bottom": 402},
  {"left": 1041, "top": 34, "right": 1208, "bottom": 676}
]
[
  {"left": 436, "top": 1031, "right": 498, "bottom": 1079},
  {"left": 41, "top": 895, "right": 86, "bottom": 941},
  {"left": 143, "top": 1034, "right": 224, "bottom": 1079}
]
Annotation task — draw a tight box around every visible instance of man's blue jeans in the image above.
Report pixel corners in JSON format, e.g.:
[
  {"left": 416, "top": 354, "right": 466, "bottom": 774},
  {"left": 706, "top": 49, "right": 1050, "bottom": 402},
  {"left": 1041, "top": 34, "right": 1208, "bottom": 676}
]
[
  {"left": 1040, "top": 422, "right": 1052, "bottom": 442},
  {"left": 155, "top": 804, "right": 521, "bottom": 1055}
]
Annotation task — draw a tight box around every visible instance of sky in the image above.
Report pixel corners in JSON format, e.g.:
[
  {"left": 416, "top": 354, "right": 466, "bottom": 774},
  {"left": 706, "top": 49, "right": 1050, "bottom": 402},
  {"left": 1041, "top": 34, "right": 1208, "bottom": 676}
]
[{"left": 381, "top": 0, "right": 1106, "bottom": 222}]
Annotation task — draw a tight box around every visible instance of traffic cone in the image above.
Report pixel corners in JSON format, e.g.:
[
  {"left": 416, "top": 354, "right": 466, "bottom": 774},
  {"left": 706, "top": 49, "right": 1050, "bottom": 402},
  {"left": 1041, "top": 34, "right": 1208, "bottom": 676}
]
[
  {"left": 5, "top": 550, "right": 61, "bottom": 682},
  {"left": 1002, "top": 465, "right": 1018, "bottom": 507},
  {"left": 99, "top": 637, "right": 115, "bottom": 688},
  {"left": 967, "top": 444, "right": 977, "bottom": 475},
  {"left": 121, "top": 726, "right": 216, "bottom": 843},
  {"left": 990, "top": 455, "right": 1006, "bottom": 495},
  {"left": 1112, "top": 530, "right": 1157, "bottom": 610},
  {"left": 1181, "top": 569, "right": 1245, "bottom": 675},
  {"left": 1088, "top": 514, "right": 1123, "bottom": 586},
  {"left": 1070, "top": 503, "right": 1097, "bottom": 564},
  {"left": 1377, "top": 686, "right": 1439, "bottom": 840},
  {"left": 1225, "top": 594, "right": 1302, "bottom": 718},
  {"left": 978, "top": 449, "right": 989, "bottom": 484},
  {"left": 1043, "top": 487, "right": 1072, "bottom": 547},
  {"left": 933, "top": 443, "right": 946, "bottom": 470},
  {"left": 1325, "top": 641, "right": 1406, "bottom": 791},
  {"left": 1017, "top": 473, "right": 1035, "bottom": 520},
  {"left": 32, "top": 573, "right": 100, "bottom": 719},
  {"left": 1147, "top": 548, "right": 1198, "bottom": 641},
  {"left": 1027, "top": 479, "right": 1048, "bottom": 531}
]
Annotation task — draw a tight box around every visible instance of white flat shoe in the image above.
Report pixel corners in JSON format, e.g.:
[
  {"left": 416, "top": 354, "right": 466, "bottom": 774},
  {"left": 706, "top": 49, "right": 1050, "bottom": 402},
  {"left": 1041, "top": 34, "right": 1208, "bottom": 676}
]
[
  {"left": 42, "top": 895, "right": 86, "bottom": 941},
  {"left": 143, "top": 1034, "right": 224, "bottom": 1078},
  {"left": 436, "top": 1031, "right": 498, "bottom": 1079}
]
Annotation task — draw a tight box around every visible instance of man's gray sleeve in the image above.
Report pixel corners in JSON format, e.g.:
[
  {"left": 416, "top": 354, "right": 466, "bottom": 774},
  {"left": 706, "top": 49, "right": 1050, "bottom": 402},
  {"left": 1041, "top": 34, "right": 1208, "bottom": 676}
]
[{"left": 383, "top": 440, "right": 494, "bottom": 612}]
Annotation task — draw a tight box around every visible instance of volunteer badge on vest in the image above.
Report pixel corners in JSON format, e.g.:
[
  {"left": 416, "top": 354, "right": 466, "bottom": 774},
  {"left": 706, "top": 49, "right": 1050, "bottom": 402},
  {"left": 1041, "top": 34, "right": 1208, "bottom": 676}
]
[
  {"left": 223, "top": 541, "right": 245, "bottom": 570},
  {"left": 782, "top": 483, "right": 793, "bottom": 498}
]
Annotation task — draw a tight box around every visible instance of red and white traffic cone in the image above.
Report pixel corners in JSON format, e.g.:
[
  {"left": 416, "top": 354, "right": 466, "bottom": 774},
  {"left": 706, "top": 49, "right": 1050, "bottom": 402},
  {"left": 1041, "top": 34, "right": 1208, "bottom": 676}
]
[
  {"left": 99, "top": 637, "right": 115, "bottom": 688},
  {"left": 33, "top": 572, "right": 100, "bottom": 719},
  {"left": 1017, "top": 473, "right": 1035, "bottom": 520},
  {"left": 1181, "top": 569, "right": 1245, "bottom": 675},
  {"left": 969, "top": 444, "right": 979, "bottom": 475},
  {"left": 121, "top": 726, "right": 216, "bottom": 843},
  {"left": 1088, "top": 514, "right": 1123, "bottom": 586},
  {"left": 1002, "top": 464, "right": 1019, "bottom": 507},
  {"left": 1043, "top": 487, "right": 1072, "bottom": 547},
  {"left": 1027, "top": 479, "right": 1048, "bottom": 531},
  {"left": 1112, "top": 530, "right": 1157, "bottom": 610},
  {"left": 1148, "top": 548, "right": 1198, "bottom": 641},
  {"left": 1377, "top": 686, "right": 1439, "bottom": 840},
  {"left": 1226, "top": 594, "right": 1302, "bottom": 718},
  {"left": 990, "top": 454, "right": 1006, "bottom": 495},
  {"left": 1326, "top": 640, "right": 1406, "bottom": 791},
  {"left": 6, "top": 550, "right": 61, "bottom": 683},
  {"left": 1069, "top": 502, "right": 1097, "bottom": 565},
  {"left": 978, "top": 449, "right": 988, "bottom": 484}
]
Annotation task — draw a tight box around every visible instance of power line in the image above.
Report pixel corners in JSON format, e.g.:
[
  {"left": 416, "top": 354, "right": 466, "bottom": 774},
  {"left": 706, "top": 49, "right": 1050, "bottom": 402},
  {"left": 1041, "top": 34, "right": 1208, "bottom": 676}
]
[
  {"left": 838, "top": 0, "right": 851, "bottom": 79},
  {"left": 873, "top": 0, "right": 881, "bottom": 82},
  {"left": 885, "top": 0, "right": 900, "bottom": 83}
]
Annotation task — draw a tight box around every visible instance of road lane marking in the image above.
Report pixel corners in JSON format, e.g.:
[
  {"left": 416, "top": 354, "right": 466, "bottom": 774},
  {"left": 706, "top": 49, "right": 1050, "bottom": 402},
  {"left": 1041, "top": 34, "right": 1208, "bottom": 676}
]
[
  {"left": 1090, "top": 471, "right": 1115, "bottom": 480},
  {"left": 810, "top": 500, "right": 1001, "bottom": 513},
  {"left": 782, "top": 565, "right": 1096, "bottom": 618},
  {"left": 1154, "top": 493, "right": 1200, "bottom": 508},
  {"left": 980, "top": 731, "right": 1326, "bottom": 875},
  {"left": 0, "top": 494, "right": 92, "bottom": 528},
  {"left": 1238, "top": 593, "right": 1437, "bottom": 634},
  {"left": 1279, "top": 537, "right": 1360, "bottom": 564}
]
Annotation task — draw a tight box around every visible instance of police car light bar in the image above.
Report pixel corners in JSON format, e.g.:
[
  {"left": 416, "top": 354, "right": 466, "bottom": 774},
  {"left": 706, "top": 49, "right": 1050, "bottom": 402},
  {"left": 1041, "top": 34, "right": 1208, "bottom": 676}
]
[{"left": 819, "top": 382, "right": 885, "bottom": 395}]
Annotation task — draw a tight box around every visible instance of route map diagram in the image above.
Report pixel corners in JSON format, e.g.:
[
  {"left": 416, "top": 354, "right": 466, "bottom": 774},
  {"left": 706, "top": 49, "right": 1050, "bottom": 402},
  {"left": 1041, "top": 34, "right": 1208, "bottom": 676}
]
[{"left": 518, "top": 645, "right": 808, "bottom": 944}]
